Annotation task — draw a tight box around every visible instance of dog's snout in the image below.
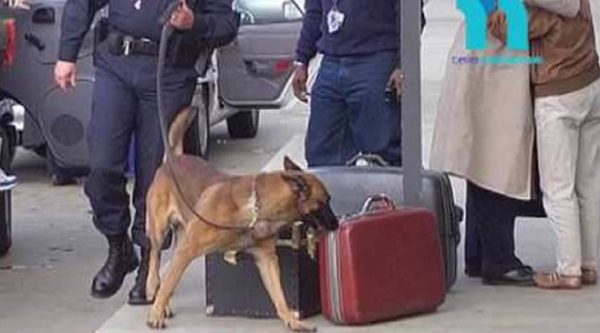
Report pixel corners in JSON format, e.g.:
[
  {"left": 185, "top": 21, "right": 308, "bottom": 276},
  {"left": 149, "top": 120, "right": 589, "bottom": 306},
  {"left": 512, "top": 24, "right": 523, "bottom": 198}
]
[
  {"left": 322, "top": 203, "right": 339, "bottom": 231},
  {"left": 315, "top": 201, "right": 338, "bottom": 231},
  {"left": 300, "top": 201, "right": 339, "bottom": 231}
]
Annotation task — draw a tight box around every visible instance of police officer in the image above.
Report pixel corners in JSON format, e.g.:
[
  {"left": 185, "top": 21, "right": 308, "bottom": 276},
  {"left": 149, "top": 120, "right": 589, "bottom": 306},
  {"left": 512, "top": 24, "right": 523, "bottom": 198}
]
[{"left": 54, "top": 0, "right": 238, "bottom": 304}]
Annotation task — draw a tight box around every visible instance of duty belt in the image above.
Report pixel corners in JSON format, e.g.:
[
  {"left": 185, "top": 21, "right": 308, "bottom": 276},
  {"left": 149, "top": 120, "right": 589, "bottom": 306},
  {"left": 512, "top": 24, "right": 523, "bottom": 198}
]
[{"left": 107, "top": 31, "right": 160, "bottom": 56}]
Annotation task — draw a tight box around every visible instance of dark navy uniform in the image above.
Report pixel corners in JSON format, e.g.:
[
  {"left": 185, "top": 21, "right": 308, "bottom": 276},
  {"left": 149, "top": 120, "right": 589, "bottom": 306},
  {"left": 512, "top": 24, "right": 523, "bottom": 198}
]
[{"left": 58, "top": 0, "right": 238, "bottom": 302}]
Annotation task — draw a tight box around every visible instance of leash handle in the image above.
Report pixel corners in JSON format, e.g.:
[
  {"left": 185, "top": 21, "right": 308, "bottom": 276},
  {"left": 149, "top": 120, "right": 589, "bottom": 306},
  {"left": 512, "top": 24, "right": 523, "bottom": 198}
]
[{"left": 159, "top": 1, "right": 181, "bottom": 26}]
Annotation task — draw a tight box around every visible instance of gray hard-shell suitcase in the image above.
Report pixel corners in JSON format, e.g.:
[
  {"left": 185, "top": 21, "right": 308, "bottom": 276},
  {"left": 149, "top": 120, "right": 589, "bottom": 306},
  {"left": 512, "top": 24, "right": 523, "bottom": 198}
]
[{"left": 310, "top": 165, "right": 463, "bottom": 289}]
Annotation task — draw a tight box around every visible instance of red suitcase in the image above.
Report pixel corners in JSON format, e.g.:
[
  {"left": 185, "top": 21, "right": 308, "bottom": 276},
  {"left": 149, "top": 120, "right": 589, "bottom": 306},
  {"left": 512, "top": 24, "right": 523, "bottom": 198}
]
[{"left": 319, "top": 195, "right": 446, "bottom": 325}]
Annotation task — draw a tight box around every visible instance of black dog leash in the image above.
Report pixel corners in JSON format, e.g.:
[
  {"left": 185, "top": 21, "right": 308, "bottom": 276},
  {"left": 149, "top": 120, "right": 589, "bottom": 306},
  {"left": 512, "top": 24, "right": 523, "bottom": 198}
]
[{"left": 157, "top": 2, "right": 254, "bottom": 232}]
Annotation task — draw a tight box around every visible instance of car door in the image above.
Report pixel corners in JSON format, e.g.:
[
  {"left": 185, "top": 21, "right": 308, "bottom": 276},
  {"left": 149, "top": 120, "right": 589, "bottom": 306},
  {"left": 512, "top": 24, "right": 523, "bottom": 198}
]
[{"left": 217, "top": 0, "right": 306, "bottom": 110}]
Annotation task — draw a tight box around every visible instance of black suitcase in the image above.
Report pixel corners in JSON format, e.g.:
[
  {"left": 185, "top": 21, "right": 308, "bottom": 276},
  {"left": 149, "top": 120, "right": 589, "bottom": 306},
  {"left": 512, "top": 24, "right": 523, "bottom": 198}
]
[{"left": 205, "top": 222, "right": 321, "bottom": 319}]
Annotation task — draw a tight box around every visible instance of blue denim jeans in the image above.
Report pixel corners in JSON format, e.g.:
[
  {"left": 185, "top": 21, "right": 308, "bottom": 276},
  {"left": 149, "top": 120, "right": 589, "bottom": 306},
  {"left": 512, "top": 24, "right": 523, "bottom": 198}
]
[{"left": 305, "top": 52, "right": 401, "bottom": 167}]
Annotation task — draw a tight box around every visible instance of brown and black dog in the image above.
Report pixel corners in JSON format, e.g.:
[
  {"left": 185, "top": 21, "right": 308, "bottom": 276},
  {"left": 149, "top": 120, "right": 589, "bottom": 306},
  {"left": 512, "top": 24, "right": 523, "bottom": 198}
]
[{"left": 145, "top": 107, "right": 338, "bottom": 331}]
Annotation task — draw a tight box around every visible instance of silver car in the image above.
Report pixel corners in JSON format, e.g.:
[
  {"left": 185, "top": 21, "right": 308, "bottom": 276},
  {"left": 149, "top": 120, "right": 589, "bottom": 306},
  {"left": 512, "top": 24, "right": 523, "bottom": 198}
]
[{"left": 0, "top": 0, "right": 306, "bottom": 171}]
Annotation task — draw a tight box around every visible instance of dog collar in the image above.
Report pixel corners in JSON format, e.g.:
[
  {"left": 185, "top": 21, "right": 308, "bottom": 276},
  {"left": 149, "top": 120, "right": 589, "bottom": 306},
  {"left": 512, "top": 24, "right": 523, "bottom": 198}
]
[{"left": 248, "top": 175, "right": 260, "bottom": 230}]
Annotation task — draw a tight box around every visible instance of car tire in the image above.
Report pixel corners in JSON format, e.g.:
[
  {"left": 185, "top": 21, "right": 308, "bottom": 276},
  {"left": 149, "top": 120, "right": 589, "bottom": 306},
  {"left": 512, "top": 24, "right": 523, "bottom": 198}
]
[
  {"left": 184, "top": 87, "right": 211, "bottom": 158},
  {"left": 226, "top": 109, "right": 260, "bottom": 139},
  {"left": 0, "top": 98, "right": 20, "bottom": 167},
  {"left": 0, "top": 125, "right": 13, "bottom": 257}
]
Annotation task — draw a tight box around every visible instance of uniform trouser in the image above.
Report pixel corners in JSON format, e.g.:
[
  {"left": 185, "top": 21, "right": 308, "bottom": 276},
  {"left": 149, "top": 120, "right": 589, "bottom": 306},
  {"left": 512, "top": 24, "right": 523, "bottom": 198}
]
[
  {"left": 84, "top": 51, "right": 196, "bottom": 248},
  {"left": 305, "top": 52, "right": 402, "bottom": 167},
  {"left": 535, "top": 78, "right": 600, "bottom": 276}
]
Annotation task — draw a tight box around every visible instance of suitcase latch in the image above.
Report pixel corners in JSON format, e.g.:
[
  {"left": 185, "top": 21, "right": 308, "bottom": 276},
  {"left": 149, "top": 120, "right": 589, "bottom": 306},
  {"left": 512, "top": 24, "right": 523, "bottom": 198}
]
[
  {"left": 276, "top": 222, "right": 319, "bottom": 260},
  {"left": 222, "top": 223, "right": 319, "bottom": 265},
  {"left": 223, "top": 251, "right": 239, "bottom": 265}
]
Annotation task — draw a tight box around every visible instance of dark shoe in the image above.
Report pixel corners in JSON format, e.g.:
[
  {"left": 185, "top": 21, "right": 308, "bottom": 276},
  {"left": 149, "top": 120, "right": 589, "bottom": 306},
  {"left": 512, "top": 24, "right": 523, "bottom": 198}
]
[
  {"left": 482, "top": 266, "right": 535, "bottom": 286},
  {"left": 128, "top": 247, "right": 152, "bottom": 305},
  {"left": 91, "top": 234, "right": 139, "bottom": 298}
]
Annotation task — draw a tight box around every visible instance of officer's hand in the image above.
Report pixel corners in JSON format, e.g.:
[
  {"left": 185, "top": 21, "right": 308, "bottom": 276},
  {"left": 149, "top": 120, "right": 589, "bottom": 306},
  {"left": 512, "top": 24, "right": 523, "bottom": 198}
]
[
  {"left": 54, "top": 61, "right": 77, "bottom": 92},
  {"left": 292, "top": 64, "right": 309, "bottom": 103},
  {"left": 387, "top": 68, "right": 404, "bottom": 98},
  {"left": 170, "top": 0, "right": 194, "bottom": 30}
]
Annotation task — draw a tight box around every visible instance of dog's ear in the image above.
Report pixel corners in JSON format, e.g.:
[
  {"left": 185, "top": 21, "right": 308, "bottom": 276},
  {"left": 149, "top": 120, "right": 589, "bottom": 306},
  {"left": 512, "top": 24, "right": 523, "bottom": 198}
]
[
  {"left": 281, "top": 173, "right": 311, "bottom": 201},
  {"left": 283, "top": 156, "right": 303, "bottom": 172}
]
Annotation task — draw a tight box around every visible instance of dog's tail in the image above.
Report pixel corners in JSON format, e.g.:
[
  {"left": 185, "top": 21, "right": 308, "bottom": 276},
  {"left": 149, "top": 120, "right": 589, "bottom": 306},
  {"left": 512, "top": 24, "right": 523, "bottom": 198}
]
[{"left": 167, "top": 106, "right": 198, "bottom": 157}]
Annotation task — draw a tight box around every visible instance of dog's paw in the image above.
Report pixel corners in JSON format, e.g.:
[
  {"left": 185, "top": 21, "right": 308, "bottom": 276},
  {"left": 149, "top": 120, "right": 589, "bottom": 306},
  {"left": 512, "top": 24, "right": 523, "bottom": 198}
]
[
  {"left": 286, "top": 319, "right": 317, "bottom": 332},
  {"left": 147, "top": 306, "right": 168, "bottom": 329}
]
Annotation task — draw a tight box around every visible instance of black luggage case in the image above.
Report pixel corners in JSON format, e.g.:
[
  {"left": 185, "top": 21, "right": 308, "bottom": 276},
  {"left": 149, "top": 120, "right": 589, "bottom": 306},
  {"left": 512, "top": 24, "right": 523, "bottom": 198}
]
[{"left": 205, "top": 222, "right": 321, "bottom": 319}]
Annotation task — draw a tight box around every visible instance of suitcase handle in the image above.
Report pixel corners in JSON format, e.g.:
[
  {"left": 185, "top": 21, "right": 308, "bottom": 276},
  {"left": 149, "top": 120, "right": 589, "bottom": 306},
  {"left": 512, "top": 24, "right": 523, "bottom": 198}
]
[
  {"left": 361, "top": 194, "right": 396, "bottom": 214},
  {"left": 345, "top": 153, "right": 390, "bottom": 167}
]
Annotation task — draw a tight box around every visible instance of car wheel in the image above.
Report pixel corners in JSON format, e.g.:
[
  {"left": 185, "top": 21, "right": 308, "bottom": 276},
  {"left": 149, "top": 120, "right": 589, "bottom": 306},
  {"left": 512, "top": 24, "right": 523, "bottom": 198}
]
[
  {"left": 185, "top": 87, "right": 211, "bottom": 158},
  {"left": 226, "top": 109, "right": 260, "bottom": 139},
  {"left": 0, "top": 98, "right": 20, "bottom": 166},
  {"left": 0, "top": 126, "right": 13, "bottom": 257}
]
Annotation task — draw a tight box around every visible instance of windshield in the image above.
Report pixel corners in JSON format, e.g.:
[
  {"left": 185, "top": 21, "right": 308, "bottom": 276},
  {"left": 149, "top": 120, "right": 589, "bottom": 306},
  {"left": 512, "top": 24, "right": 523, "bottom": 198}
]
[{"left": 233, "top": 0, "right": 305, "bottom": 25}]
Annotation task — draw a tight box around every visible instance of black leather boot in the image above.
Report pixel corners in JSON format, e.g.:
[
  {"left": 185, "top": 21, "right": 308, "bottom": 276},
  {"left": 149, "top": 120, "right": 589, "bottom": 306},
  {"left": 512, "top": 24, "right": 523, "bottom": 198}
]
[
  {"left": 128, "top": 247, "right": 152, "bottom": 305},
  {"left": 91, "top": 234, "right": 139, "bottom": 298}
]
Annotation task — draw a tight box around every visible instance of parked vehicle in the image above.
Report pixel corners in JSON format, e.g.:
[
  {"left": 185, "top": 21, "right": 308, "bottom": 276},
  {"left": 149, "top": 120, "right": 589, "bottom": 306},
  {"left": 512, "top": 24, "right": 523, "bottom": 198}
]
[
  {"left": 0, "top": 0, "right": 307, "bottom": 256},
  {"left": 0, "top": 0, "right": 305, "bottom": 168}
]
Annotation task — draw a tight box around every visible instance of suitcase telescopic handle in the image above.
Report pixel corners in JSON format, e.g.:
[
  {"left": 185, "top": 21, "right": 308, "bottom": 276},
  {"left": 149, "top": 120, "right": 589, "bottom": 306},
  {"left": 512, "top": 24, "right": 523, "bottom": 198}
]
[
  {"left": 361, "top": 194, "right": 396, "bottom": 214},
  {"left": 400, "top": 0, "right": 424, "bottom": 206}
]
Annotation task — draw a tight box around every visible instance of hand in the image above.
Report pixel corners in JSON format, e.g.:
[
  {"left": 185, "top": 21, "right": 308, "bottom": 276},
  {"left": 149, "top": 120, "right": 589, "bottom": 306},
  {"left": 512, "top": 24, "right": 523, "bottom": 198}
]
[
  {"left": 387, "top": 68, "right": 404, "bottom": 98},
  {"left": 292, "top": 64, "right": 309, "bottom": 103},
  {"left": 54, "top": 61, "right": 77, "bottom": 92},
  {"left": 170, "top": 0, "right": 195, "bottom": 30},
  {"left": 580, "top": 0, "right": 591, "bottom": 21}
]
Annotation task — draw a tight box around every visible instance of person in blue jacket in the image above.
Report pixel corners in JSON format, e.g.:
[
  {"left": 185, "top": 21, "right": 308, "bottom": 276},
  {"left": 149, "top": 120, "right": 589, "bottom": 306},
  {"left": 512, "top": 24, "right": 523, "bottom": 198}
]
[
  {"left": 292, "top": 0, "right": 425, "bottom": 167},
  {"left": 54, "top": 0, "right": 238, "bottom": 304}
]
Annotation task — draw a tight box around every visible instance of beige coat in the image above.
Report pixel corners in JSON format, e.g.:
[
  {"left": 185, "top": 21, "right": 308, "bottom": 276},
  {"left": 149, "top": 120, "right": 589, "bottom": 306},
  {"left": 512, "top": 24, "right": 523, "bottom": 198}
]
[{"left": 429, "top": 0, "right": 581, "bottom": 200}]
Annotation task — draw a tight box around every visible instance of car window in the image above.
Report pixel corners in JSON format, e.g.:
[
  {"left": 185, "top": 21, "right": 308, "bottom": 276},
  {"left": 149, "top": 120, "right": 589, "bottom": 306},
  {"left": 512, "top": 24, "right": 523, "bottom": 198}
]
[{"left": 233, "top": 0, "right": 305, "bottom": 25}]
